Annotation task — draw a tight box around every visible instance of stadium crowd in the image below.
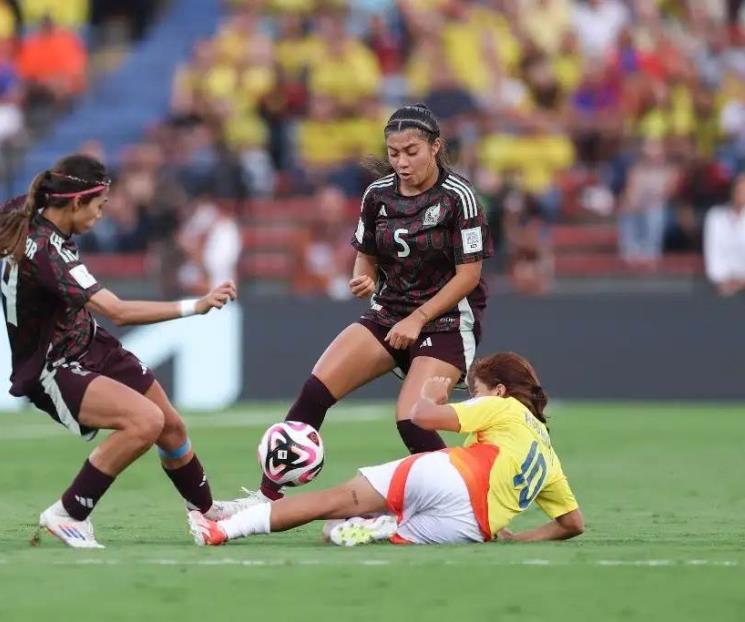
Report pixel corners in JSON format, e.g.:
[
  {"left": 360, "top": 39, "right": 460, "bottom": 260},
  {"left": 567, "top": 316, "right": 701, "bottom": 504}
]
[
  {"left": 0, "top": 0, "right": 165, "bottom": 193},
  {"left": 10, "top": 0, "right": 745, "bottom": 295}
]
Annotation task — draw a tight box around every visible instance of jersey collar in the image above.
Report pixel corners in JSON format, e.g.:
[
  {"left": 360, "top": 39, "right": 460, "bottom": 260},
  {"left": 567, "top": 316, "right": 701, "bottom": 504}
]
[
  {"left": 394, "top": 166, "right": 448, "bottom": 198},
  {"left": 34, "top": 211, "right": 72, "bottom": 240}
]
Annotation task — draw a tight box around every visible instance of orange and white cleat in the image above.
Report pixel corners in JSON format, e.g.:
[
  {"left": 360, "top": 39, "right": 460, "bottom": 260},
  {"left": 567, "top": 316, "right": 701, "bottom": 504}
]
[
  {"left": 187, "top": 510, "right": 228, "bottom": 546},
  {"left": 36, "top": 501, "right": 104, "bottom": 549}
]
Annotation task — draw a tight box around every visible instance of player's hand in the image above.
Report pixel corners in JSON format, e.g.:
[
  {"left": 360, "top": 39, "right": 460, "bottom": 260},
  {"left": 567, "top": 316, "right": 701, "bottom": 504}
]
[
  {"left": 497, "top": 528, "right": 515, "bottom": 542},
  {"left": 196, "top": 280, "right": 237, "bottom": 314},
  {"left": 385, "top": 313, "right": 424, "bottom": 350},
  {"left": 421, "top": 376, "right": 451, "bottom": 404},
  {"left": 349, "top": 275, "right": 375, "bottom": 298}
]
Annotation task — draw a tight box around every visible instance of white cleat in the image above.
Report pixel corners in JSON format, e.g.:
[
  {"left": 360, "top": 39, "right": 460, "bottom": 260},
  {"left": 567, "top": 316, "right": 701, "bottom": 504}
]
[
  {"left": 187, "top": 510, "right": 227, "bottom": 546},
  {"left": 36, "top": 501, "right": 104, "bottom": 549},
  {"left": 327, "top": 515, "right": 398, "bottom": 547},
  {"left": 189, "top": 489, "right": 274, "bottom": 521}
]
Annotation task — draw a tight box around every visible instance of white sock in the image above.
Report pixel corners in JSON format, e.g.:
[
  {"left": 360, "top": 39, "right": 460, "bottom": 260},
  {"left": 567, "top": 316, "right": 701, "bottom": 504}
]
[{"left": 219, "top": 502, "right": 272, "bottom": 540}]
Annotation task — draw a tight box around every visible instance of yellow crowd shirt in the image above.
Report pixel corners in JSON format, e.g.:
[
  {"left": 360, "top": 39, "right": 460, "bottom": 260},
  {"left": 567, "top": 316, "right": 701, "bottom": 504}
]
[{"left": 450, "top": 396, "right": 578, "bottom": 536}]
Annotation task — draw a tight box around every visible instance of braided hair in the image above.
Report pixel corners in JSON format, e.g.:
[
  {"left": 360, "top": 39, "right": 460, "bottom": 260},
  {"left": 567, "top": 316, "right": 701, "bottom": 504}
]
[
  {"left": 364, "top": 103, "right": 450, "bottom": 175},
  {"left": 384, "top": 103, "right": 441, "bottom": 138}
]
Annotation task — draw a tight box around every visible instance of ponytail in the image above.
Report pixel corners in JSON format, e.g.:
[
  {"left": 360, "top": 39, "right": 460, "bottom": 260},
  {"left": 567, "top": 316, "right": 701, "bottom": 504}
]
[
  {"left": 0, "top": 170, "right": 51, "bottom": 260},
  {"left": 529, "top": 385, "right": 548, "bottom": 425}
]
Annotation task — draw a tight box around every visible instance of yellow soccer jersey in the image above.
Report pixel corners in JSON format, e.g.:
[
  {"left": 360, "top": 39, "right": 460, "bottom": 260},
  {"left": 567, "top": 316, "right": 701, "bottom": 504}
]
[{"left": 451, "top": 396, "right": 578, "bottom": 536}]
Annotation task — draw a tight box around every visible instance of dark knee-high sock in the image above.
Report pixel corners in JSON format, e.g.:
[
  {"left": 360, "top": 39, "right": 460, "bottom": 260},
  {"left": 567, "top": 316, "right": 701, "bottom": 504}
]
[
  {"left": 61, "top": 459, "right": 115, "bottom": 521},
  {"left": 396, "top": 419, "right": 446, "bottom": 454},
  {"left": 163, "top": 454, "right": 214, "bottom": 513},
  {"left": 286, "top": 374, "right": 337, "bottom": 430},
  {"left": 260, "top": 375, "right": 337, "bottom": 500}
]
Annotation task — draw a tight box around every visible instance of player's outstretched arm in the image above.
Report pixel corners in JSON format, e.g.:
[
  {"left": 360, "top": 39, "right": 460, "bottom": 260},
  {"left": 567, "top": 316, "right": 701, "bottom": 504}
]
[
  {"left": 498, "top": 509, "right": 585, "bottom": 543},
  {"left": 86, "top": 280, "right": 237, "bottom": 326}
]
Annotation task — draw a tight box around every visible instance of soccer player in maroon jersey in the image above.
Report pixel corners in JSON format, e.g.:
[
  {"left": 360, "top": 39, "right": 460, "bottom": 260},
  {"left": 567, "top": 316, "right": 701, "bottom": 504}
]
[
  {"left": 0, "top": 154, "right": 252, "bottom": 548},
  {"left": 253, "top": 104, "right": 493, "bottom": 502}
]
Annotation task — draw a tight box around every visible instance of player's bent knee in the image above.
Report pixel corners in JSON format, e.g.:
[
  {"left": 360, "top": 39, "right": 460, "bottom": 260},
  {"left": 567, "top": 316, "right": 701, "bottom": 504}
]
[
  {"left": 129, "top": 405, "right": 165, "bottom": 446},
  {"left": 161, "top": 411, "right": 188, "bottom": 440}
]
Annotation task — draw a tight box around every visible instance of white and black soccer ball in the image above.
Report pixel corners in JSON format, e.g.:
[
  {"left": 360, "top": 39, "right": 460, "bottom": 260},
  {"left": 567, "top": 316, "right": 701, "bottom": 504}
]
[{"left": 257, "top": 421, "right": 325, "bottom": 487}]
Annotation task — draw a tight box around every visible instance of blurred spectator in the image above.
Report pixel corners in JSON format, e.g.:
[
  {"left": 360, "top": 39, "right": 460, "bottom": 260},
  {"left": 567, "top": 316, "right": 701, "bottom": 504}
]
[
  {"left": 309, "top": 13, "right": 381, "bottom": 110},
  {"left": 21, "top": 0, "right": 88, "bottom": 30},
  {"left": 17, "top": 16, "right": 87, "bottom": 125},
  {"left": 519, "top": 0, "right": 571, "bottom": 55},
  {"left": 501, "top": 177, "right": 554, "bottom": 296},
  {"left": 0, "top": 1, "right": 22, "bottom": 39},
  {"left": 79, "top": 184, "right": 150, "bottom": 253},
  {"left": 704, "top": 173, "right": 745, "bottom": 296},
  {"left": 177, "top": 199, "right": 242, "bottom": 295},
  {"left": 668, "top": 155, "right": 730, "bottom": 253},
  {"left": 571, "top": 0, "right": 629, "bottom": 59},
  {"left": 295, "top": 184, "right": 355, "bottom": 299},
  {"left": 57, "top": 0, "right": 745, "bottom": 294},
  {"left": 0, "top": 38, "right": 23, "bottom": 190},
  {"left": 90, "top": 0, "right": 163, "bottom": 43},
  {"left": 618, "top": 140, "right": 677, "bottom": 268}
]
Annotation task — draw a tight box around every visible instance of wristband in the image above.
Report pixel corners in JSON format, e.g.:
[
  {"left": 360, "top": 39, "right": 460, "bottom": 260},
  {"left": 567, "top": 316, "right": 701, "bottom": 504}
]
[
  {"left": 416, "top": 308, "right": 429, "bottom": 322},
  {"left": 179, "top": 299, "right": 198, "bottom": 317}
]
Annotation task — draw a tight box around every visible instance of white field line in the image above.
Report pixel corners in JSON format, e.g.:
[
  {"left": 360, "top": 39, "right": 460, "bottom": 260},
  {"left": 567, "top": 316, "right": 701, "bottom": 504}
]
[
  {"left": 0, "top": 558, "right": 738, "bottom": 568},
  {"left": 0, "top": 406, "right": 391, "bottom": 441}
]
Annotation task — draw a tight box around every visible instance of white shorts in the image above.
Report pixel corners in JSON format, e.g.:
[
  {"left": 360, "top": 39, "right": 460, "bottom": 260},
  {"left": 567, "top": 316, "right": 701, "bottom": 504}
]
[{"left": 359, "top": 451, "right": 484, "bottom": 544}]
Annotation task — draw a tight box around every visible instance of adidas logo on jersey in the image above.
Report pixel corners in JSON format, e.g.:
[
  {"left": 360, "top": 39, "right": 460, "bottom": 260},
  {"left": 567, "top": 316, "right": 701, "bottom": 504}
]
[
  {"left": 420, "top": 337, "right": 433, "bottom": 348},
  {"left": 378, "top": 204, "right": 387, "bottom": 217},
  {"left": 423, "top": 204, "right": 441, "bottom": 226}
]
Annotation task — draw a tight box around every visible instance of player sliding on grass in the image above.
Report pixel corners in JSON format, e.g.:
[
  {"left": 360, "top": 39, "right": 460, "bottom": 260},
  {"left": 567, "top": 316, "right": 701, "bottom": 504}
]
[
  {"left": 189, "top": 352, "right": 584, "bottom": 546},
  {"left": 0, "top": 154, "right": 252, "bottom": 549},
  {"left": 249, "top": 103, "right": 494, "bottom": 503}
]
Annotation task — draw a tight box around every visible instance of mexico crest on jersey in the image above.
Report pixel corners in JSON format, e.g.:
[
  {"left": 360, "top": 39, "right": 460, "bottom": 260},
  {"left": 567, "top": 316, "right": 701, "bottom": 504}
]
[{"left": 423, "top": 203, "right": 441, "bottom": 227}]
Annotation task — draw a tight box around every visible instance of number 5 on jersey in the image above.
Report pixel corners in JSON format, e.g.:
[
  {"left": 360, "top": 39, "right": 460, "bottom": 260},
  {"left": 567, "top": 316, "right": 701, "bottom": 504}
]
[{"left": 394, "top": 228, "right": 410, "bottom": 258}]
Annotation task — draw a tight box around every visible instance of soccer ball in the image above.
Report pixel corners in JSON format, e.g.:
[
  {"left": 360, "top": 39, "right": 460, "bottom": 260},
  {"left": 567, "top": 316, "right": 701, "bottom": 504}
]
[{"left": 257, "top": 421, "right": 324, "bottom": 487}]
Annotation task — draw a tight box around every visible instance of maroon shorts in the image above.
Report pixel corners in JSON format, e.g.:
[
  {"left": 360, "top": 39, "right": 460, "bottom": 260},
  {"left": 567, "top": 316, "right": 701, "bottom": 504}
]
[
  {"left": 27, "top": 328, "right": 155, "bottom": 440},
  {"left": 358, "top": 318, "right": 481, "bottom": 387}
]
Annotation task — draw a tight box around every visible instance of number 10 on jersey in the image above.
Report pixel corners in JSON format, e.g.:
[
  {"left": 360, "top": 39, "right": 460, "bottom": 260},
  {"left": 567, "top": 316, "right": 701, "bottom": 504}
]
[{"left": 513, "top": 441, "right": 547, "bottom": 509}]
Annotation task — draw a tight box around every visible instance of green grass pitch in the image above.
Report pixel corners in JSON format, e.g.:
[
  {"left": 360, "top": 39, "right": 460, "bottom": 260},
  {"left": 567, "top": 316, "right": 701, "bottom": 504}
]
[{"left": 0, "top": 401, "right": 743, "bottom": 621}]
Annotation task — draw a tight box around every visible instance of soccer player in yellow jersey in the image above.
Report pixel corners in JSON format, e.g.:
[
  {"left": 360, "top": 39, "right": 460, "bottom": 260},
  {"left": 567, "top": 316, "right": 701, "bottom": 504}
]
[{"left": 188, "top": 352, "right": 584, "bottom": 546}]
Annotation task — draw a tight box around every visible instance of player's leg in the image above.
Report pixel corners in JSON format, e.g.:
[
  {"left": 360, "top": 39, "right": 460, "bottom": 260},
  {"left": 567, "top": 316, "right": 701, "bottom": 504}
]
[
  {"left": 144, "top": 380, "right": 216, "bottom": 515},
  {"left": 394, "top": 326, "right": 478, "bottom": 453},
  {"left": 35, "top": 373, "right": 165, "bottom": 548},
  {"left": 284, "top": 322, "right": 396, "bottom": 434},
  {"left": 258, "top": 321, "right": 396, "bottom": 499},
  {"left": 336, "top": 451, "right": 484, "bottom": 546},
  {"left": 271, "top": 474, "right": 388, "bottom": 529},
  {"left": 189, "top": 474, "right": 389, "bottom": 545},
  {"left": 66, "top": 376, "right": 165, "bottom": 512},
  {"left": 394, "top": 356, "right": 461, "bottom": 453}
]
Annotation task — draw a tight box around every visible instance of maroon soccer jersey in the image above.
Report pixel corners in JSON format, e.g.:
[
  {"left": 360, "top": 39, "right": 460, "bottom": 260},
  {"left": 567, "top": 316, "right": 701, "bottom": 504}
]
[
  {"left": 351, "top": 169, "right": 493, "bottom": 332},
  {"left": 1, "top": 207, "right": 102, "bottom": 397}
]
